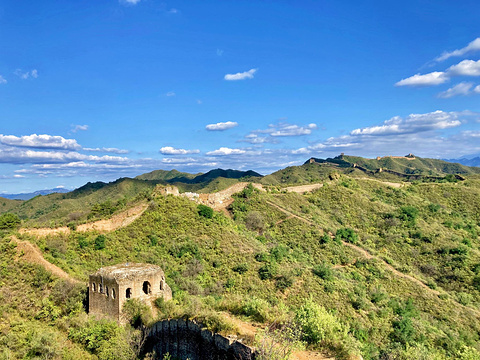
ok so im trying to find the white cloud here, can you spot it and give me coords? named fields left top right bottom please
left=435, top=38, right=480, bottom=62
left=242, top=122, right=317, bottom=143
left=474, top=85, right=480, bottom=94
left=14, top=69, right=37, bottom=80
left=206, top=147, right=246, bottom=156
left=0, top=147, right=129, bottom=165
left=72, top=124, right=89, bottom=133
left=205, top=121, right=238, bottom=131
left=224, top=68, right=257, bottom=81
left=395, top=72, right=448, bottom=87
left=83, top=147, right=129, bottom=154
left=166, top=91, right=176, bottom=97
left=0, top=134, right=81, bottom=150
left=120, top=0, right=141, bottom=4
left=167, top=8, right=178, bottom=14
left=271, top=123, right=317, bottom=136
left=216, top=49, right=224, bottom=56
left=447, top=59, right=480, bottom=77
left=350, top=110, right=462, bottom=136
left=0, top=76, right=6, bottom=84
left=159, top=146, right=200, bottom=155
left=196, top=99, right=202, bottom=104
left=437, top=82, right=474, bottom=99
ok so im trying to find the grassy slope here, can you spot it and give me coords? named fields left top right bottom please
left=4, top=178, right=155, bottom=227
left=8, top=176, right=480, bottom=359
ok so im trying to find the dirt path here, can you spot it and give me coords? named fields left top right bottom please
left=12, top=236, right=78, bottom=283
left=265, top=200, right=480, bottom=319
left=357, top=177, right=404, bottom=188
left=19, top=202, right=148, bottom=238
left=284, top=183, right=324, bottom=194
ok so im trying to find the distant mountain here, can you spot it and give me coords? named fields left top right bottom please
left=444, top=157, right=480, bottom=168
left=1, top=187, right=70, bottom=200
left=136, top=168, right=262, bottom=183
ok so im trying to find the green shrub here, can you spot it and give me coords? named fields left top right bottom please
left=0, top=213, right=20, bottom=230
left=276, top=275, right=294, bottom=291
left=233, top=263, right=249, bottom=274
left=258, top=262, right=278, bottom=280
left=77, top=236, right=89, bottom=249
left=94, top=235, right=106, bottom=250
left=197, top=204, right=213, bottom=219
left=335, top=228, right=358, bottom=244
left=312, top=263, right=333, bottom=281
left=295, top=298, right=344, bottom=344
left=270, top=245, right=289, bottom=262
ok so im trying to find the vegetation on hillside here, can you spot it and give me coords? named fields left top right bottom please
left=2, top=159, right=480, bottom=359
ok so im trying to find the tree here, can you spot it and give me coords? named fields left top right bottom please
left=197, top=204, right=213, bottom=219
left=0, top=213, right=21, bottom=230
left=94, top=235, right=106, bottom=250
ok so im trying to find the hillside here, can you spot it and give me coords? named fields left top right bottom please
left=1, top=170, right=480, bottom=359
left=307, top=154, right=480, bottom=177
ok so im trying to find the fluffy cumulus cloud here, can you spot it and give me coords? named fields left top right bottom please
left=206, top=147, right=246, bottom=156
left=0, top=134, right=81, bottom=150
left=395, top=72, right=448, bottom=87
left=448, top=59, right=480, bottom=77
left=474, top=85, right=480, bottom=94
left=270, top=123, right=317, bottom=136
left=0, top=75, right=6, bottom=84
left=437, top=82, right=474, bottom=99
left=435, top=38, right=480, bottom=62
left=224, top=68, right=257, bottom=81
left=205, top=121, right=238, bottom=131
left=350, top=110, right=462, bottom=136
left=397, top=57, right=480, bottom=88
left=159, top=146, right=200, bottom=155
left=242, top=122, right=317, bottom=143
left=302, top=110, right=480, bottom=160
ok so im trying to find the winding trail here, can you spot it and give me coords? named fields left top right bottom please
left=12, top=235, right=78, bottom=283
left=19, top=202, right=149, bottom=238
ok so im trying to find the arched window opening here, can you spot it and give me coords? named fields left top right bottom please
left=92, top=283, right=96, bottom=292
left=126, top=288, right=132, bottom=299
left=99, top=284, right=103, bottom=293
left=111, top=288, right=116, bottom=299
left=105, top=286, right=109, bottom=297
left=143, top=281, right=151, bottom=295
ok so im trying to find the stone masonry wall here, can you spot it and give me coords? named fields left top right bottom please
left=147, top=319, right=255, bottom=360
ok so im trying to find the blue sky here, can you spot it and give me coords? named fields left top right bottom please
left=1, top=0, right=480, bottom=193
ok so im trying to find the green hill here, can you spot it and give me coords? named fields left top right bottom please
left=2, top=173, right=480, bottom=359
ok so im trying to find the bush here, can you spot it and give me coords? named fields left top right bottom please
left=197, top=204, right=213, bottom=219
left=122, top=299, right=153, bottom=328
left=276, top=275, right=294, bottom=291
left=295, top=298, right=344, bottom=344
left=0, top=213, right=20, bottom=230
left=94, top=235, right=106, bottom=250
left=312, top=263, right=333, bottom=281
left=335, top=228, right=358, bottom=244
left=233, top=263, right=249, bottom=274
left=258, top=262, right=277, bottom=280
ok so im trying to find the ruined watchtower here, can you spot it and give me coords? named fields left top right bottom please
left=89, top=263, right=172, bottom=322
